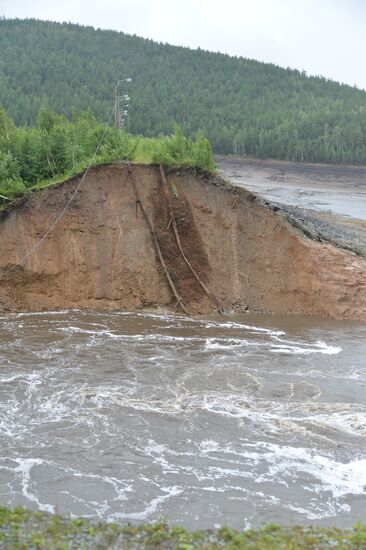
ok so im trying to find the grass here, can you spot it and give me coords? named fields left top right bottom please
left=1, top=507, right=366, bottom=549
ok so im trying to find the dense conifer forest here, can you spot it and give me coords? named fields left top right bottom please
left=0, top=17, right=366, bottom=164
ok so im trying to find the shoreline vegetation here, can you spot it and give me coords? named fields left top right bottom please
left=0, top=106, right=215, bottom=202
left=1, top=508, right=366, bottom=549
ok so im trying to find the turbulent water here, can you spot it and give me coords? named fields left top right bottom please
left=1, top=310, right=366, bottom=530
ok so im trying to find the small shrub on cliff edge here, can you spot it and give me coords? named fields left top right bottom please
left=150, top=125, right=216, bottom=171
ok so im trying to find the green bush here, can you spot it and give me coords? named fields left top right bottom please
left=151, top=126, right=216, bottom=170
left=0, top=106, right=216, bottom=204
left=0, top=150, right=26, bottom=199
left=0, top=178, right=26, bottom=199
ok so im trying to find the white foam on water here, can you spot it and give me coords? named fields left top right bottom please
left=270, top=340, right=342, bottom=355
left=302, top=412, right=366, bottom=437
left=199, top=440, right=221, bottom=454
left=56, top=326, right=118, bottom=338
left=0, top=372, right=37, bottom=384
left=13, top=458, right=55, bottom=513
left=198, top=439, right=366, bottom=498
left=56, top=326, right=203, bottom=347
left=75, top=386, right=365, bottom=447
left=251, top=442, right=366, bottom=499
left=143, top=440, right=179, bottom=472
left=15, top=310, right=77, bottom=318
left=204, top=338, right=250, bottom=351
left=203, top=333, right=342, bottom=357
left=202, top=320, right=286, bottom=337
left=194, top=439, right=366, bottom=519
left=111, top=486, right=183, bottom=521
left=131, top=311, right=186, bottom=321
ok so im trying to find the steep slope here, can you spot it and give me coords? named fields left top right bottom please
left=0, top=164, right=365, bottom=321
left=1, top=18, right=366, bottom=163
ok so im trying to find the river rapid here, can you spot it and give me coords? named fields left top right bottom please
left=1, top=310, right=366, bottom=530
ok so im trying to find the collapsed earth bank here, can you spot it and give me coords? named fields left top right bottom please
left=0, top=163, right=365, bottom=321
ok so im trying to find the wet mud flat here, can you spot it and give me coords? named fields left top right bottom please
left=1, top=310, right=366, bottom=529
left=216, top=156, right=366, bottom=257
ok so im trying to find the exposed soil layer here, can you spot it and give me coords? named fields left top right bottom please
left=0, top=163, right=366, bottom=321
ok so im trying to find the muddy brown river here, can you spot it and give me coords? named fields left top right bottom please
left=1, top=310, right=366, bottom=529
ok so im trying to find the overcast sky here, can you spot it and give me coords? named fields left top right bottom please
left=1, top=0, right=366, bottom=90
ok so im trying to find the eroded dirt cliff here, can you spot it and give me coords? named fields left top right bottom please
left=0, top=163, right=365, bottom=321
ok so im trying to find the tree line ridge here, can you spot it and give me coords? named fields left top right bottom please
left=0, top=18, right=366, bottom=165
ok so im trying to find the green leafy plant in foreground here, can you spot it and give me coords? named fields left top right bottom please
left=1, top=507, right=366, bottom=549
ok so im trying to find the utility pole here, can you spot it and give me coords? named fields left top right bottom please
left=114, top=81, right=120, bottom=130
left=114, top=78, right=132, bottom=130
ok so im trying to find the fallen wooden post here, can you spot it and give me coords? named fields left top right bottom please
left=159, top=164, right=224, bottom=314
left=127, top=162, right=189, bottom=316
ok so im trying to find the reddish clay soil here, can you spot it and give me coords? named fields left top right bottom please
left=0, top=163, right=366, bottom=321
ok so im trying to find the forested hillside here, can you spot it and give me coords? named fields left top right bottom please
left=1, top=18, right=366, bottom=164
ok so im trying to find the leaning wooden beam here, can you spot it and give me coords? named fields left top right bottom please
left=127, top=162, right=189, bottom=316
left=159, top=164, right=224, bottom=314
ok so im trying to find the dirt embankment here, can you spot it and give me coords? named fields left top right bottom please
left=0, top=163, right=366, bottom=321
